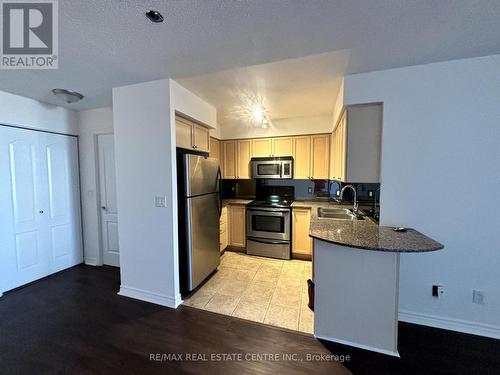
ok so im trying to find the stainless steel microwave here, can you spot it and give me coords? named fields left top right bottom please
left=250, top=157, right=293, bottom=179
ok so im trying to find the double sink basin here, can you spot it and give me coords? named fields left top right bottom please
left=317, top=207, right=366, bottom=221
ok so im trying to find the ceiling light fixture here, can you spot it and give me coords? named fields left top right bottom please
left=230, top=91, right=272, bottom=129
left=145, top=10, right=164, bottom=23
left=252, top=105, right=265, bottom=122
left=51, top=88, right=84, bottom=104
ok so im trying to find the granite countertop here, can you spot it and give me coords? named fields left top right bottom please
left=293, top=200, right=444, bottom=253
left=222, top=199, right=253, bottom=206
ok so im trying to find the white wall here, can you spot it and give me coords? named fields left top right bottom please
left=0, top=90, right=77, bottom=134
left=332, top=78, right=344, bottom=127
left=113, top=79, right=180, bottom=307
left=344, top=54, right=500, bottom=338
left=112, top=79, right=215, bottom=308
left=77, top=107, right=114, bottom=265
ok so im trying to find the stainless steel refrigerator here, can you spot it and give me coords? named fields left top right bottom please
left=177, top=153, right=221, bottom=294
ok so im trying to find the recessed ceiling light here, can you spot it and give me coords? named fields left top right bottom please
left=51, top=88, right=84, bottom=104
left=146, top=10, right=164, bottom=23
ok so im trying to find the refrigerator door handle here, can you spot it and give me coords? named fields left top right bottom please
left=217, top=166, right=222, bottom=217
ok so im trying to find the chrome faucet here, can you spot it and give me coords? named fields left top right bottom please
left=339, top=185, right=359, bottom=216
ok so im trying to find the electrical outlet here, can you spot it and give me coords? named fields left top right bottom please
left=308, top=187, right=313, bottom=194
left=472, top=290, right=484, bottom=304
left=368, top=191, right=373, bottom=198
left=155, top=196, right=167, bottom=208
left=432, top=285, right=444, bottom=298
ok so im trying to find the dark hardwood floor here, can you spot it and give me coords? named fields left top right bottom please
left=0, top=265, right=499, bottom=375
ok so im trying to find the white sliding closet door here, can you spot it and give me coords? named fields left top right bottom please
left=0, top=126, right=82, bottom=294
left=39, top=132, right=82, bottom=272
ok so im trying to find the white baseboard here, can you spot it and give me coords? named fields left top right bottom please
left=314, top=334, right=400, bottom=357
left=84, top=257, right=99, bottom=266
left=399, top=310, right=500, bottom=339
left=118, top=285, right=182, bottom=309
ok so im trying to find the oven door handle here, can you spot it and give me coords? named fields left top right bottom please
left=247, top=237, right=290, bottom=245
left=247, top=208, right=290, bottom=214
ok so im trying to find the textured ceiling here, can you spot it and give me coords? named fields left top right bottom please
left=0, top=0, right=500, bottom=112
left=178, top=51, right=347, bottom=129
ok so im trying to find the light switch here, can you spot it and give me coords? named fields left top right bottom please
left=155, top=196, right=167, bottom=208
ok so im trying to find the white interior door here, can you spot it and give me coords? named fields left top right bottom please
left=97, top=134, right=119, bottom=267
left=0, top=126, right=82, bottom=294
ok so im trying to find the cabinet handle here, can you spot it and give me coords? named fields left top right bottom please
left=39, top=210, right=44, bottom=214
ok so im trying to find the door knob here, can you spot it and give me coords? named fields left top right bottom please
left=101, top=206, right=106, bottom=210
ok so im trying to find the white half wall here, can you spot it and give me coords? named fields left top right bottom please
left=343, top=54, right=500, bottom=339
left=113, top=79, right=181, bottom=308
left=170, top=79, right=217, bottom=129
left=220, top=115, right=333, bottom=139
left=77, top=107, right=114, bottom=266
left=0, top=90, right=77, bottom=134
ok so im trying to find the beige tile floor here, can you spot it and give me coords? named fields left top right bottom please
left=183, top=251, right=314, bottom=334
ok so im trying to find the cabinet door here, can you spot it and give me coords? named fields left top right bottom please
left=311, top=134, right=330, bottom=179
left=273, top=137, right=293, bottom=157
left=252, top=138, right=273, bottom=157
left=338, top=113, right=347, bottom=182
left=237, top=140, right=252, bottom=179
left=293, top=136, right=311, bottom=179
left=228, top=205, right=246, bottom=247
left=176, top=117, right=193, bottom=149
left=222, top=141, right=237, bottom=179
left=292, top=208, right=312, bottom=258
left=209, top=137, right=220, bottom=159
left=193, top=124, right=210, bottom=152
left=329, top=129, right=337, bottom=180
left=219, top=206, right=228, bottom=252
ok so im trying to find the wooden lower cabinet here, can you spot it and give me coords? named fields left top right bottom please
left=219, top=206, right=228, bottom=252
left=228, top=204, right=246, bottom=248
left=292, top=208, right=312, bottom=259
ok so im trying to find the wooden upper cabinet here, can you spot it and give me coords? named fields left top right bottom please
left=293, top=136, right=311, bottom=179
left=330, top=103, right=381, bottom=183
left=175, top=115, right=211, bottom=152
left=311, top=134, right=330, bottom=179
left=175, top=117, right=193, bottom=149
left=252, top=138, right=273, bottom=157
left=209, top=137, right=220, bottom=159
left=222, top=141, right=237, bottom=179
left=273, top=137, right=293, bottom=157
left=193, top=124, right=210, bottom=152
left=237, top=140, right=252, bottom=179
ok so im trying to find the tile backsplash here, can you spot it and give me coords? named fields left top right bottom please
left=221, top=178, right=380, bottom=203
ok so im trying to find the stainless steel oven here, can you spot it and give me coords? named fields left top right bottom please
left=250, top=157, right=293, bottom=179
left=246, top=207, right=291, bottom=259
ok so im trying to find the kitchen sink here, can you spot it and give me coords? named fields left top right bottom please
left=317, top=207, right=365, bottom=220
